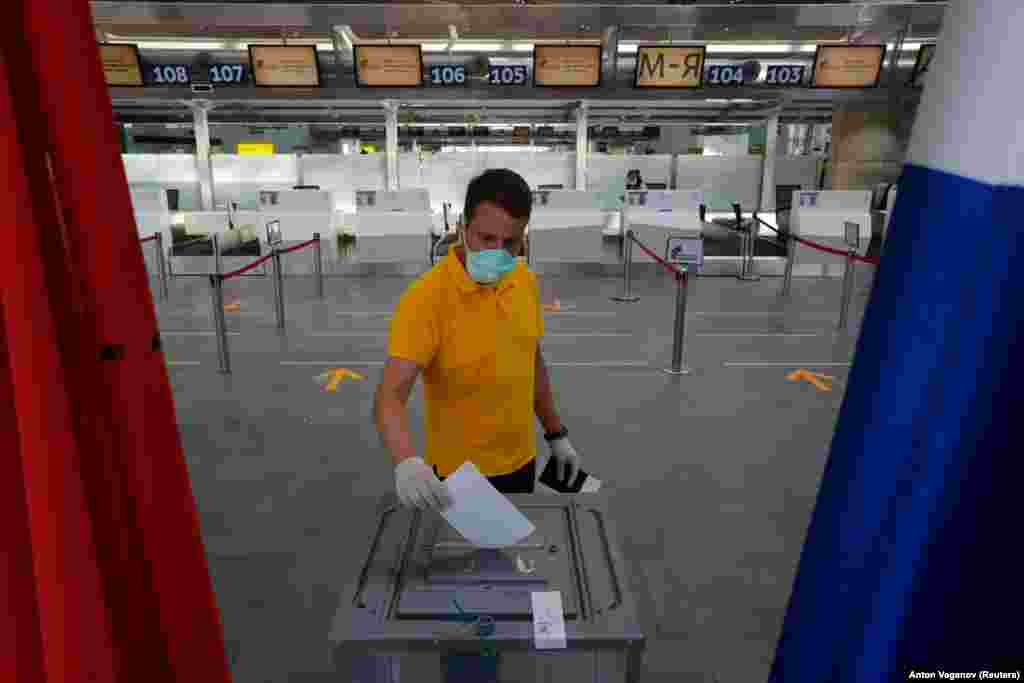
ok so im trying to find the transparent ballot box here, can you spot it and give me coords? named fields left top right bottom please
left=330, top=493, right=646, bottom=683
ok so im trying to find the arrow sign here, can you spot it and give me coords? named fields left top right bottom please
left=786, top=368, right=834, bottom=392
left=542, top=299, right=575, bottom=312
left=315, top=368, right=365, bottom=392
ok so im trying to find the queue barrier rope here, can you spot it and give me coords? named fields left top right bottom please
left=220, top=237, right=319, bottom=280
left=627, top=232, right=687, bottom=281
left=139, top=233, right=159, bottom=243
left=753, top=215, right=881, bottom=266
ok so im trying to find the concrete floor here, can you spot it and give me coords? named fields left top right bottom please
left=154, top=261, right=874, bottom=683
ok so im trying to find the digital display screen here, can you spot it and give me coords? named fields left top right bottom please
left=100, top=44, right=144, bottom=87
left=354, top=45, right=423, bottom=87
left=249, top=45, right=321, bottom=87
left=810, top=45, right=886, bottom=88
left=533, top=45, right=602, bottom=87
left=634, top=46, right=706, bottom=88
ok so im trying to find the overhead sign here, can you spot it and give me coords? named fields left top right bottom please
left=428, top=64, right=466, bottom=86
left=533, top=45, right=601, bottom=87
left=100, top=44, right=145, bottom=87
left=488, top=64, right=529, bottom=85
left=908, top=44, right=936, bottom=88
left=705, top=64, right=746, bottom=86
left=810, top=45, right=886, bottom=88
left=354, top=45, right=423, bottom=87
left=145, top=63, right=249, bottom=86
left=763, top=65, right=806, bottom=86
left=238, top=142, right=275, bottom=156
left=634, top=46, right=705, bottom=88
left=249, top=45, right=322, bottom=87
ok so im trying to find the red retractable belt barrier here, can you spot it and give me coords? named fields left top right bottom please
left=0, top=2, right=231, bottom=682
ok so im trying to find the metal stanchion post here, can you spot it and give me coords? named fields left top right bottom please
left=313, top=232, right=324, bottom=299
left=155, top=233, right=169, bottom=300
left=745, top=220, right=760, bottom=281
left=838, top=248, right=856, bottom=331
left=272, top=246, right=286, bottom=329
left=209, top=274, right=232, bottom=374
left=213, top=232, right=223, bottom=276
left=781, top=234, right=795, bottom=298
left=611, top=230, right=640, bottom=302
left=664, top=270, right=692, bottom=375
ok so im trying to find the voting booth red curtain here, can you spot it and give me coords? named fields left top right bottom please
left=0, top=2, right=231, bottom=681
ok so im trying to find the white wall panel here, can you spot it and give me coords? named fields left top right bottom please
left=302, top=154, right=386, bottom=212
left=674, top=155, right=764, bottom=210
left=775, top=156, right=820, bottom=189
left=587, top=154, right=673, bottom=192
left=121, top=154, right=199, bottom=184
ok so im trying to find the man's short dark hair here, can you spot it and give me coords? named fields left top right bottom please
left=464, top=169, right=532, bottom=226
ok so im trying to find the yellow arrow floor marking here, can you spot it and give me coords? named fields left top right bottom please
left=786, top=368, right=835, bottom=392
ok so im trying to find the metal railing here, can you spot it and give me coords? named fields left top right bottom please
left=208, top=233, right=324, bottom=374
left=610, top=228, right=694, bottom=375
left=752, top=213, right=880, bottom=332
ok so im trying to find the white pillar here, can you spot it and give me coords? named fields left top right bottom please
left=383, top=100, right=399, bottom=191
left=190, top=101, right=215, bottom=210
left=575, top=101, right=589, bottom=190
left=760, top=114, right=780, bottom=211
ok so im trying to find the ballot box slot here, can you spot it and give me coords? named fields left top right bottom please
left=384, top=508, right=425, bottom=620
left=581, top=505, right=624, bottom=615
left=566, top=500, right=594, bottom=621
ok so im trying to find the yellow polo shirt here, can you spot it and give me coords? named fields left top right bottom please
left=387, top=249, right=544, bottom=477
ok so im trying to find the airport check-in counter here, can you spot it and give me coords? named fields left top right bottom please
left=621, top=190, right=705, bottom=264
left=168, top=211, right=268, bottom=275
left=330, top=492, right=645, bottom=683
left=349, top=189, right=434, bottom=264
left=527, top=191, right=619, bottom=264
left=789, top=190, right=872, bottom=274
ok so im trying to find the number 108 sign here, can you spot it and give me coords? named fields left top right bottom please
left=146, top=63, right=248, bottom=86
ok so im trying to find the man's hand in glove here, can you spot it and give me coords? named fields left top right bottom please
left=395, top=456, right=453, bottom=511
left=549, top=436, right=582, bottom=486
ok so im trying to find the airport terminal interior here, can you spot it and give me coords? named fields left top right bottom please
left=20, top=1, right=951, bottom=681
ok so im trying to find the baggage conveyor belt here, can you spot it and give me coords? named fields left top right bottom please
left=329, top=492, right=647, bottom=683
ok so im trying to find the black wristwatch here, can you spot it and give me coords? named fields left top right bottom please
left=543, top=425, right=569, bottom=442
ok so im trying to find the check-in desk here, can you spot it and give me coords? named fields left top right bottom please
left=168, top=211, right=267, bottom=276
left=130, top=186, right=171, bottom=276
left=621, top=190, right=705, bottom=266
left=347, top=190, right=434, bottom=271
left=330, top=493, right=646, bottom=683
left=527, top=191, right=619, bottom=267
left=789, top=190, right=872, bottom=276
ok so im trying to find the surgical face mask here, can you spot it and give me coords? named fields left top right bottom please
left=465, top=242, right=518, bottom=284
left=463, top=224, right=520, bottom=284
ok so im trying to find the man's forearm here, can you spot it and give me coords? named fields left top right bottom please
left=534, top=349, right=563, bottom=434
left=374, top=392, right=417, bottom=466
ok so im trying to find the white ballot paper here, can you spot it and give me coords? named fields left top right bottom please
left=440, top=461, right=535, bottom=548
left=531, top=591, right=567, bottom=650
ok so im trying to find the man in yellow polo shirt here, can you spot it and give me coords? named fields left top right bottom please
left=374, top=169, right=586, bottom=510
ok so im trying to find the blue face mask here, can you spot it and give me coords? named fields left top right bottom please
left=465, top=245, right=518, bottom=284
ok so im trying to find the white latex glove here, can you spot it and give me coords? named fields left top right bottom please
left=549, top=437, right=582, bottom=485
left=395, top=457, right=453, bottom=511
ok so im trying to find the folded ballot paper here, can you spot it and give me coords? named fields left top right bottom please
left=440, top=462, right=536, bottom=548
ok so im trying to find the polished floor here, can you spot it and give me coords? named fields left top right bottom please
left=154, top=260, right=875, bottom=683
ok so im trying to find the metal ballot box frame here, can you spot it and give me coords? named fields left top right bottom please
left=330, top=492, right=646, bottom=683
